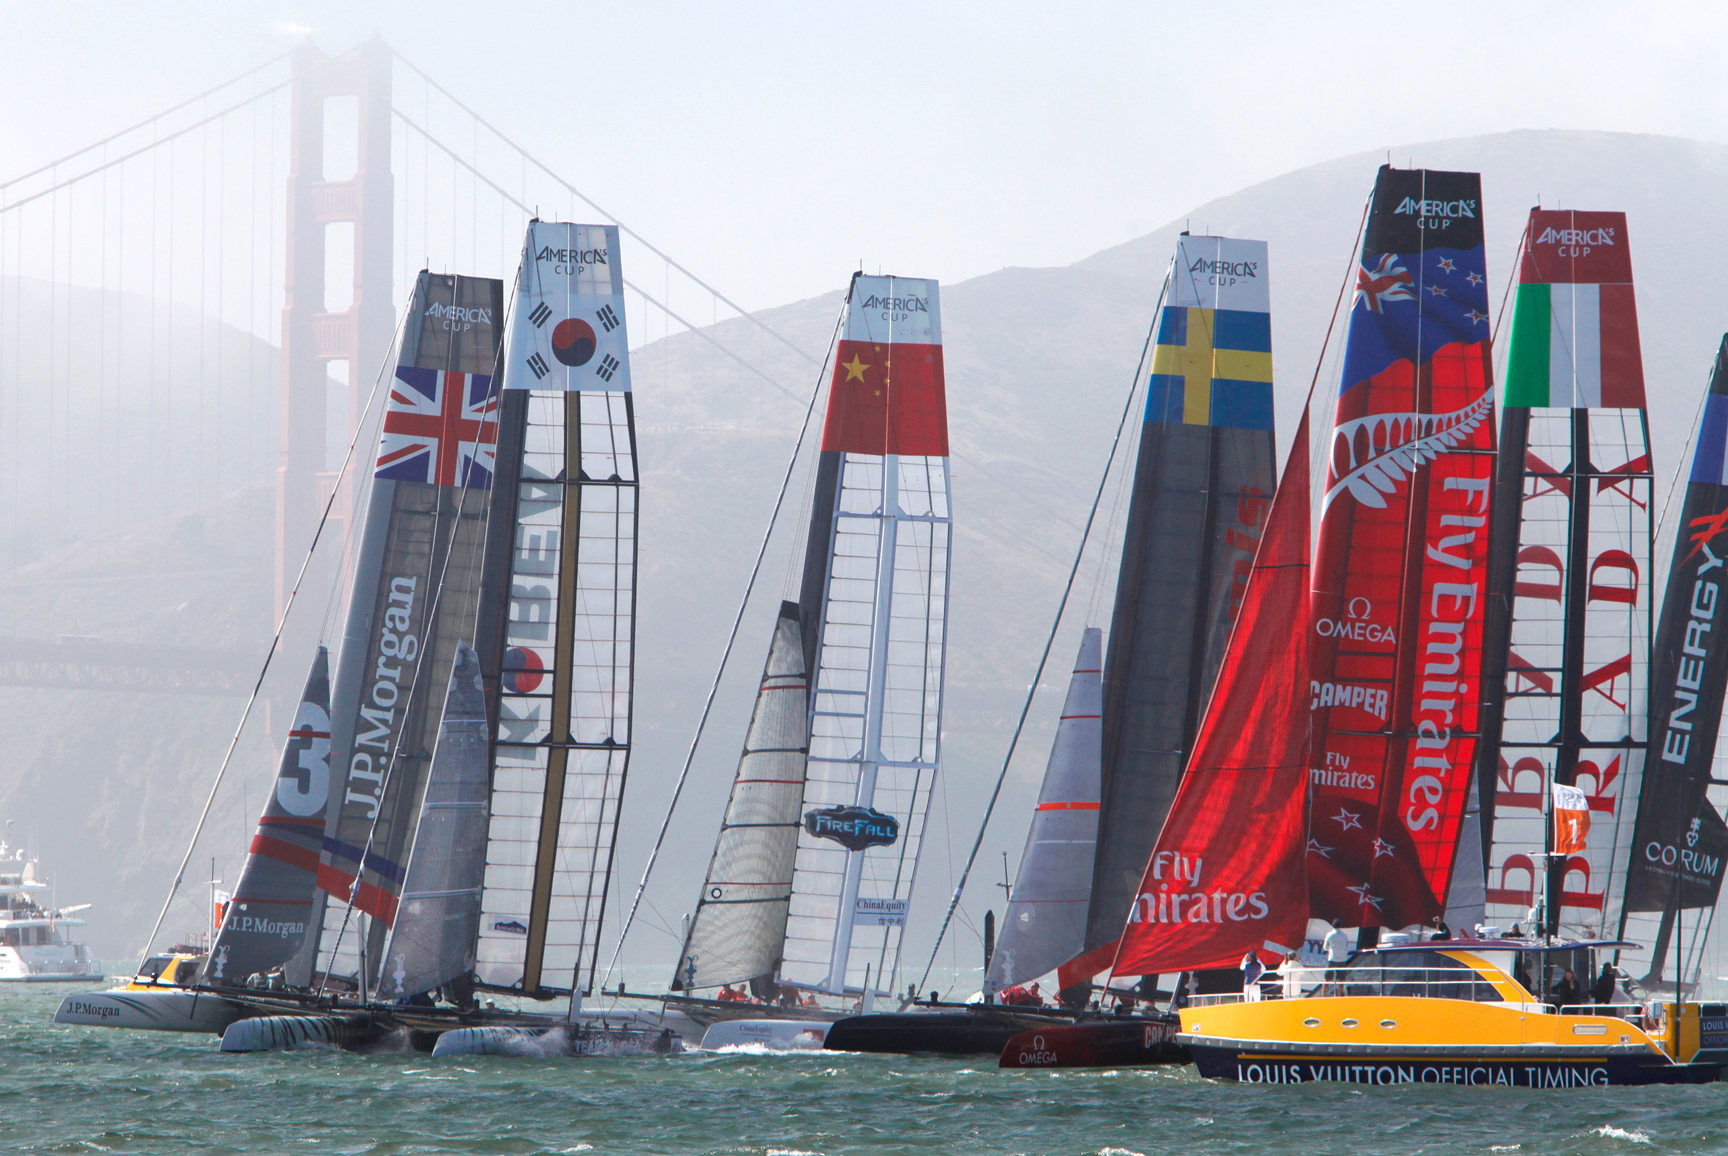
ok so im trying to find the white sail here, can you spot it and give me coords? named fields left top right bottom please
left=674, top=601, right=809, bottom=992
left=780, top=274, right=952, bottom=997
left=986, top=628, right=1102, bottom=992
left=474, top=221, right=637, bottom=1002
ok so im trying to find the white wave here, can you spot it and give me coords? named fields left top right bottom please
left=1594, top=1126, right=1652, bottom=1145
left=1099, top=1149, right=1147, bottom=1156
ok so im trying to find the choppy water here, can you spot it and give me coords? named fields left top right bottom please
left=10, top=984, right=1728, bottom=1155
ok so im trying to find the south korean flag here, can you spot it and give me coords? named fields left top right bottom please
left=504, top=220, right=632, bottom=392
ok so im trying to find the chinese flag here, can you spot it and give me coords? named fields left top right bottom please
left=1553, top=783, right=1591, bottom=855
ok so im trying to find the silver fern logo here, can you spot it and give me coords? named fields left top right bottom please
left=1322, top=391, right=1495, bottom=515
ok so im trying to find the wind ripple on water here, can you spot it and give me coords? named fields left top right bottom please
left=9, top=988, right=1728, bottom=1154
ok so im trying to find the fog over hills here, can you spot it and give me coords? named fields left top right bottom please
left=4, top=130, right=1726, bottom=984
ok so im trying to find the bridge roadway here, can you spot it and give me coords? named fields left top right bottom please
left=0, top=636, right=257, bottom=696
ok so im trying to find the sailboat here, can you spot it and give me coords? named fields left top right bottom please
left=823, top=234, right=1281, bottom=1058
left=672, top=272, right=954, bottom=1048
left=59, top=224, right=678, bottom=1056
left=1165, top=186, right=1728, bottom=1088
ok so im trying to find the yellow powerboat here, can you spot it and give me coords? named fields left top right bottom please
left=1178, top=939, right=1728, bottom=1087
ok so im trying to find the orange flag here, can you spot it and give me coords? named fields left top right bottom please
left=1553, top=783, right=1591, bottom=855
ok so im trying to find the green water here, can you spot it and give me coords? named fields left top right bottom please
left=10, top=984, right=1728, bottom=1154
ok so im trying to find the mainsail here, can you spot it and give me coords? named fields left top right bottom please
left=986, top=628, right=1103, bottom=993
left=779, top=273, right=951, bottom=997
left=471, top=221, right=638, bottom=1002
left=1621, top=335, right=1728, bottom=985
left=1307, top=166, right=1498, bottom=932
left=308, top=271, right=503, bottom=987
left=673, top=602, right=809, bottom=993
left=1481, top=210, right=1651, bottom=942
left=379, top=642, right=490, bottom=999
left=1114, top=407, right=1312, bottom=975
left=1086, top=235, right=1277, bottom=951
left=207, top=647, right=331, bottom=985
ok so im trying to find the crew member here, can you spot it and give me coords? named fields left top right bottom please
left=1240, top=950, right=1265, bottom=1001
left=1323, top=920, right=1352, bottom=992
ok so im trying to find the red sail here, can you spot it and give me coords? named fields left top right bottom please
left=1307, top=167, right=1498, bottom=931
left=1113, top=409, right=1312, bottom=974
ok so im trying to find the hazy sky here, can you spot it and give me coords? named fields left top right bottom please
left=5, top=1, right=1727, bottom=311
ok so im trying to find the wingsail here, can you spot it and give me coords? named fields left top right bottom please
left=1480, top=210, right=1651, bottom=943
left=1307, top=167, right=1498, bottom=932
left=777, top=273, right=952, bottom=998
left=1085, top=235, right=1278, bottom=951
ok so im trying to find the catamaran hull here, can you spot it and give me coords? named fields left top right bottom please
left=54, top=989, right=251, bottom=1033
left=220, top=1013, right=389, bottom=1053
left=700, top=1018, right=831, bottom=1050
left=824, top=1010, right=1072, bottom=1055
left=1188, top=1045, right=1725, bottom=1087
left=430, top=1024, right=682, bottom=1057
left=998, top=1018, right=1187, bottom=1069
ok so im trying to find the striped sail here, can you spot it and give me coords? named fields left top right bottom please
left=1480, top=210, right=1650, bottom=944
left=986, top=628, right=1102, bottom=993
left=306, top=272, right=503, bottom=989
left=1085, top=235, right=1278, bottom=952
left=472, top=221, right=637, bottom=1003
left=673, top=602, right=809, bottom=993
left=207, top=647, right=331, bottom=986
left=779, top=273, right=951, bottom=997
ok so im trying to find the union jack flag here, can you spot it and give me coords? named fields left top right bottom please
left=375, top=367, right=499, bottom=488
left=1354, top=254, right=1415, bottom=314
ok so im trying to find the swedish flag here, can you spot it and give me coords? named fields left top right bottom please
left=1146, top=307, right=1273, bottom=429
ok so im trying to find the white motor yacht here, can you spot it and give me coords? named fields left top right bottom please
left=0, top=829, right=99, bottom=983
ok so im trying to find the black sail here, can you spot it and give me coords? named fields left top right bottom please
left=1085, top=237, right=1277, bottom=951
left=1622, top=335, right=1728, bottom=984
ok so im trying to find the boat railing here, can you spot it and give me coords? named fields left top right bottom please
left=1187, top=966, right=1504, bottom=1005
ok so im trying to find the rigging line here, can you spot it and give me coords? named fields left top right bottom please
left=915, top=262, right=1172, bottom=994
left=0, top=48, right=293, bottom=192
left=391, top=50, right=820, bottom=369
left=390, top=109, right=806, bottom=407
left=1652, top=358, right=1711, bottom=554
left=136, top=297, right=411, bottom=971
left=0, top=81, right=291, bottom=216
left=599, top=291, right=850, bottom=990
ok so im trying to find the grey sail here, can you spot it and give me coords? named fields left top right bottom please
left=674, top=601, right=809, bottom=993
left=987, top=627, right=1102, bottom=993
left=308, top=271, right=504, bottom=988
left=379, top=642, right=491, bottom=999
left=206, top=647, right=332, bottom=987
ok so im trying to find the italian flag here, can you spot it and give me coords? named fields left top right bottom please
left=1504, top=281, right=1645, bottom=409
